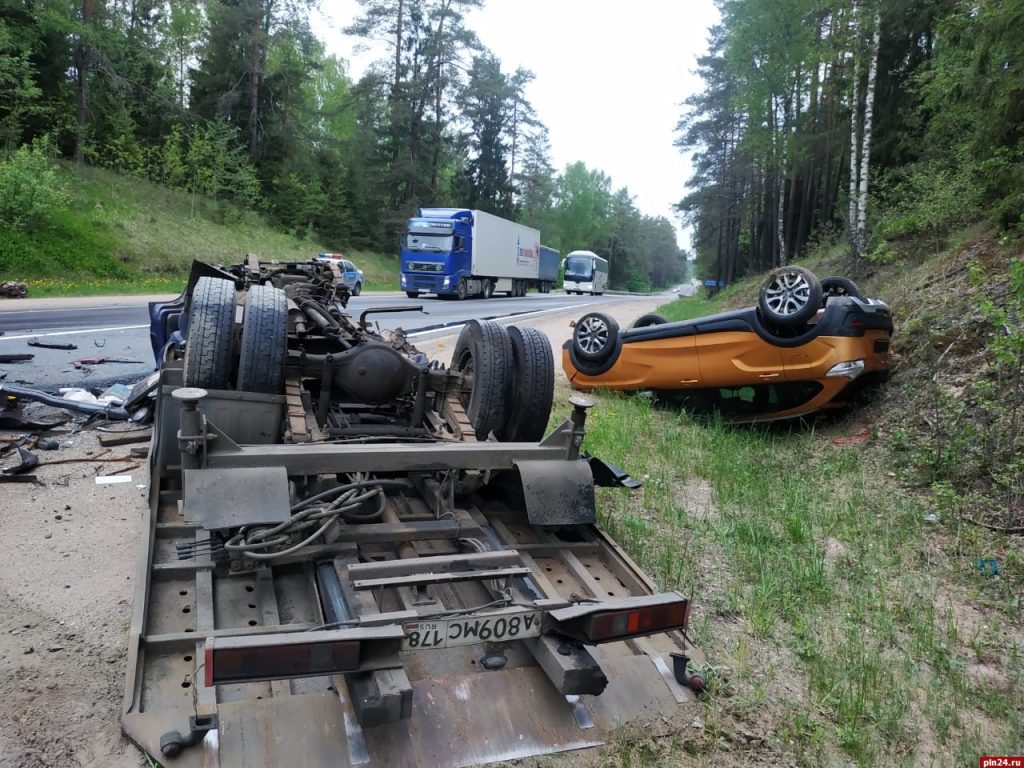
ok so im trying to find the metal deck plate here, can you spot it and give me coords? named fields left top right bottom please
left=182, top=467, right=291, bottom=529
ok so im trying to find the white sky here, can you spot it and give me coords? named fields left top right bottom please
left=313, top=0, right=720, bottom=250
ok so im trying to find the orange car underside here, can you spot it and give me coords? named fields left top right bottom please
left=563, top=329, right=892, bottom=418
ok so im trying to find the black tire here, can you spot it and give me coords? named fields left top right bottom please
left=352, top=282, right=362, bottom=297
left=499, top=326, right=554, bottom=442
left=237, top=284, right=288, bottom=394
left=482, top=280, right=494, bottom=299
left=758, top=266, right=823, bottom=327
left=456, top=279, right=467, bottom=300
left=821, top=276, right=862, bottom=302
left=573, top=312, right=619, bottom=363
left=406, top=291, right=420, bottom=299
left=633, top=313, right=668, bottom=328
left=451, top=320, right=513, bottom=439
left=184, top=276, right=236, bottom=389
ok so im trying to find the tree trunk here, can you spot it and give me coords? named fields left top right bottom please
left=248, top=0, right=264, bottom=156
left=74, top=0, right=98, bottom=166
left=390, top=0, right=404, bottom=165
left=847, top=5, right=861, bottom=253
left=855, top=11, right=881, bottom=256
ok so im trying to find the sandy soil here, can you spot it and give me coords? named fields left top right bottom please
left=0, top=297, right=664, bottom=768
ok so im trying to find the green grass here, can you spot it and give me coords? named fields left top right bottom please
left=0, top=163, right=400, bottom=296
left=560, top=376, right=1023, bottom=766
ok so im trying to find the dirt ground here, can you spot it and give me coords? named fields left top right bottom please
left=0, top=296, right=665, bottom=768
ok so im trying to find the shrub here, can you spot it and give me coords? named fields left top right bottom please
left=0, top=138, right=70, bottom=229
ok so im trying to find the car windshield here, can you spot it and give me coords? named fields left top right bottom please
left=564, top=256, right=594, bottom=280
left=406, top=233, right=453, bottom=252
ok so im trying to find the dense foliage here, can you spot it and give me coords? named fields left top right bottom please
left=678, top=0, right=1024, bottom=283
left=0, top=0, right=685, bottom=289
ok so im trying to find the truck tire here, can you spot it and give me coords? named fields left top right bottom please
left=482, top=280, right=494, bottom=299
left=452, top=320, right=512, bottom=439
left=406, top=291, right=420, bottom=299
left=184, top=276, right=236, bottom=390
left=237, top=284, right=288, bottom=394
left=499, top=326, right=554, bottom=442
left=456, top=279, right=468, bottom=300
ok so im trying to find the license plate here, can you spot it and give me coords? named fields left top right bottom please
left=402, top=610, right=542, bottom=650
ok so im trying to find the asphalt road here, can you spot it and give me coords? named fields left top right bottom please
left=0, top=290, right=651, bottom=391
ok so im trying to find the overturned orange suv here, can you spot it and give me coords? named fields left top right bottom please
left=562, top=267, right=893, bottom=422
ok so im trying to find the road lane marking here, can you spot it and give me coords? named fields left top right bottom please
left=0, top=324, right=149, bottom=342
left=407, top=302, right=600, bottom=339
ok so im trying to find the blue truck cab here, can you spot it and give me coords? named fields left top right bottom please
left=400, top=208, right=473, bottom=299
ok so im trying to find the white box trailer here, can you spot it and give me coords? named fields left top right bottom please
left=470, top=210, right=541, bottom=295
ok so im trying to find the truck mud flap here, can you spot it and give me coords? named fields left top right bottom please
left=514, top=458, right=596, bottom=525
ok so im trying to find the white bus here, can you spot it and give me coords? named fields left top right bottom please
left=562, top=250, right=609, bottom=295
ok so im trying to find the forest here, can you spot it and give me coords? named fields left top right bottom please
left=678, top=0, right=1024, bottom=283
left=0, top=0, right=685, bottom=292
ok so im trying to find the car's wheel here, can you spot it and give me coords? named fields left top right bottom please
left=573, top=312, right=619, bottom=363
left=633, top=313, right=668, bottom=328
left=758, top=266, right=823, bottom=327
left=406, top=291, right=420, bottom=299
left=821, top=276, right=862, bottom=302
left=352, top=282, right=362, bottom=297
left=456, top=279, right=467, bottom=300
left=482, top=280, right=494, bottom=299
left=451, top=320, right=513, bottom=439
left=237, top=284, right=288, bottom=394
left=499, top=326, right=554, bottom=442
left=184, top=276, right=236, bottom=389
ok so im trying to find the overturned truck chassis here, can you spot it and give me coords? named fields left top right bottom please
left=124, top=260, right=700, bottom=767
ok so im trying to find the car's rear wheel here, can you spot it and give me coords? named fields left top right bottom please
left=352, top=282, right=362, bottom=296
left=499, top=326, right=554, bottom=442
left=184, top=276, right=236, bottom=389
left=451, top=320, right=513, bottom=439
left=633, top=313, right=668, bottom=328
left=758, top=266, right=822, bottom=327
left=237, top=284, right=288, bottom=395
left=573, top=312, right=619, bottom=363
left=821, top=276, right=862, bottom=302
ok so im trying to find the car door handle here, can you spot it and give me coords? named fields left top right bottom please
left=758, top=373, right=781, bottom=379
left=679, top=379, right=699, bottom=384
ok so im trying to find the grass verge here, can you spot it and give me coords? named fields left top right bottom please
left=0, top=163, right=399, bottom=296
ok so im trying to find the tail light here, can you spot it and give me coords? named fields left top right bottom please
left=203, top=626, right=403, bottom=687
left=546, top=593, right=691, bottom=645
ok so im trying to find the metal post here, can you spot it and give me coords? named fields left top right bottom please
left=567, top=394, right=593, bottom=461
left=172, top=387, right=208, bottom=470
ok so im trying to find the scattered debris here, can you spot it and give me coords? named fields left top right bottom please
left=975, top=558, right=1001, bottom=578
left=35, top=437, right=59, bottom=450
left=95, top=475, right=132, bottom=485
left=0, top=281, right=27, bottom=298
left=73, top=356, right=143, bottom=368
left=2, top=447, right=39, bottom=475
left=1, top=383, right=131, bottom=421
left=924, top=513, right=940, bottom=523
left=98, top=429, right=152, bottom=447
left=832, top=428, right=871, bottom=445
left=27, top=340, right=78, bottom=351
left=0, top=354, right=34, bottom=364
left=0, top=406, right=71, bottom=431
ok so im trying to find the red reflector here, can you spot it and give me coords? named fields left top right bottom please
left=584, top=600, right=690, bottom=642
left=206, top=636, right=362, bottom=686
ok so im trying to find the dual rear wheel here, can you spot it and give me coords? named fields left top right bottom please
left=451, top=319, right=554, bottom=442
left=183, top=277, right=288, bottom=395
